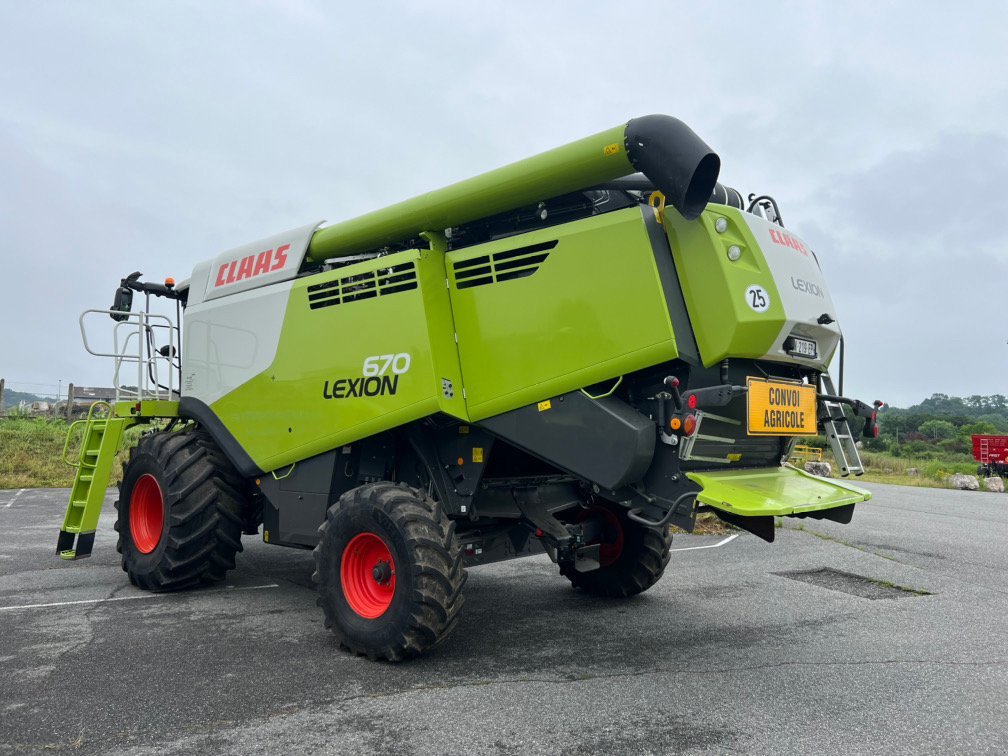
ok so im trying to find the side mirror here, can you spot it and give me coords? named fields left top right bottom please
left=110, top=285, right=133, bottom=322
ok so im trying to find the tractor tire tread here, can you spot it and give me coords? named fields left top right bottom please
left=561, top=511, right=673, bottom=598
left=313, top=481, right=465, bottom=662
left=115, top=428, right=247, bottom=592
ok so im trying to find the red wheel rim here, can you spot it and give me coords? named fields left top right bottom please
left=579, top=506, right=624, bottom=567
left=341, top=532, right=396, bottom=619
left=130, top=474, right=164, bottom=554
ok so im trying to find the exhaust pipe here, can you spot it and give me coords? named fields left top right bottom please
left=307, top=115, right=720, bottom=262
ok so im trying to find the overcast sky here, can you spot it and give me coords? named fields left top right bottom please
left=1, top=2, right=1004, bottom=408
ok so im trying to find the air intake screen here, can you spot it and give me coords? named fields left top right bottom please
left=306, top=262, right=417, bottom=310
left=452, top=240, right=557, bottom=290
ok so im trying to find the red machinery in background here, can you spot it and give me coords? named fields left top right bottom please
left=972, top=435, right=1008, bottom=477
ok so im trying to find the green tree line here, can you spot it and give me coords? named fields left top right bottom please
left=867, top=393, right=1008, bottom=459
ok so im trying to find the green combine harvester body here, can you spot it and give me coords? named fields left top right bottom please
left=58, top=115, right=880, bottom=660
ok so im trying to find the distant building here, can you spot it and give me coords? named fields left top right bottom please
left=58, top=387, right=121, bottom=418
left=71, top=387, right=119, bottom=404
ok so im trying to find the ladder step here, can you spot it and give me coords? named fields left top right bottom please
left=78, top=474, right=93, bottom=483
left=70, top=499, right=87, bottom=508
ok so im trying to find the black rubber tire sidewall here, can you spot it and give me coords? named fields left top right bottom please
left=315, top=482, right=466, bottom=660
left=562, top=502, right=672, bottom=597
left=118, top=449, right=171, bottom=578
left=115, top=429, right=246, bottom=592
left=322, top=499, right=418, bottom=649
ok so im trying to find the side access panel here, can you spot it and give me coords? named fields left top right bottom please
left=206, top=247, right=467, bottom=472
left=662, top=206, right=842, bottom=370
left=447, top=207, right=679, bottom=421
left=478, top=390, right=655, bottom=490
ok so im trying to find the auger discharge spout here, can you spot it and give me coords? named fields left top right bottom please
left=306, top=114, right=720, bottom=262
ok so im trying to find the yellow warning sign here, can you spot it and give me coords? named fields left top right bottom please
left=603, top=143, right=620, bottom=156
left=537, top=400, right=552, bottom=412
left=472, top=447, right=484, bottom=463
left=746, top=377, right=817, bottom=436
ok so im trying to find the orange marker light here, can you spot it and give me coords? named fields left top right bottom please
left=683, top=414, right=698, bottom=436
left=669, top=417, right=682, bottom=431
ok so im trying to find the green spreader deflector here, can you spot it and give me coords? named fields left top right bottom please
left=686, top=465, right=871, bottom=517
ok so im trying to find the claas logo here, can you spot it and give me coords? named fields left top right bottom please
left=768, top=229, right=809, bottom=257
left=214, top=244, right=291, bottom=287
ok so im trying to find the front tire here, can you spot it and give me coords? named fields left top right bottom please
left=561, top=502, right=673, bottom=597
left=114, top=428, right=246, bottom=591
left=313, top=482, right=466, bottom=661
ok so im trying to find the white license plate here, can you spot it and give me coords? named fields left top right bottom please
left=787, top=337, right=817, bottom=358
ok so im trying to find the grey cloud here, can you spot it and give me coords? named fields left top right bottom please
left=818, top=132, right=1008, bottom=249
left=788, top=132, right=1008, bottom=406
left=1, top=2, right=1006, bottom=406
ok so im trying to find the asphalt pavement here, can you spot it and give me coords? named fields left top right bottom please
left=0, top=482, right=1006, bottom=755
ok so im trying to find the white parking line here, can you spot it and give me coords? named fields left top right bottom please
left=670, top=533, right=740, bottom=552
left=3, top=489, right=26, bottom=508
left=0, top=583, right=280, bottom=612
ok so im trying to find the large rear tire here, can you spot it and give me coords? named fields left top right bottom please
left=114, top=428, right=246, bottom=591
left=561, top=502, right=672, bottom=597
left=313, top=482, right=466, bottom=661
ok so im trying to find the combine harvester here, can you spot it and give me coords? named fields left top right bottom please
left=58, top=115, right=881, bottom=659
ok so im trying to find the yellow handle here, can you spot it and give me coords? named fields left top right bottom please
left=648, top=191, right=666, bottom=224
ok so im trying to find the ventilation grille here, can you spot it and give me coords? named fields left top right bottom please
left=307, top=262, right=417, bottom=310
left=452, top=240, right=557, bottom=290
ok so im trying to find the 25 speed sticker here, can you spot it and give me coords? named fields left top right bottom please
left=745, top=284, right=770, bottom=313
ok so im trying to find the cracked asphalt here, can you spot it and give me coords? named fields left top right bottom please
left=1, top=482, right=1006, bottom=754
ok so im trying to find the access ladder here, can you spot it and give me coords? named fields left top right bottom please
left=57, top=403, right=135, bottom=559
left=819, top=374, right=865, bottom=477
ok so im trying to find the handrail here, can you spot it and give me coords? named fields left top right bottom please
left=79, top=309, right=178, bottom=402
left=61, top=420, right=88, bottom=467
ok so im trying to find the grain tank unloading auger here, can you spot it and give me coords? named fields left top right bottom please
left=58, top=115, right=882, bottom=660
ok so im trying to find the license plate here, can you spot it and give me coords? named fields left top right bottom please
left=747, top=378, right=817, bottom=436
left=785, top=336, right=817, bottom=359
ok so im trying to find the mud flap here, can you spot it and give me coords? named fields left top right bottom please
left=685, top=465, right=871, bottom=542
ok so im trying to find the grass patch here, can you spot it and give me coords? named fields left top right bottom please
left=0, top=417, right=144, bottom=489
left=814, top=448, right=985, bottom=490
left=671, top=510, right=734, bottom=536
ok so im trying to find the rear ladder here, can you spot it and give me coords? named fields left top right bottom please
left=819, top=374, right=865, bottom=477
